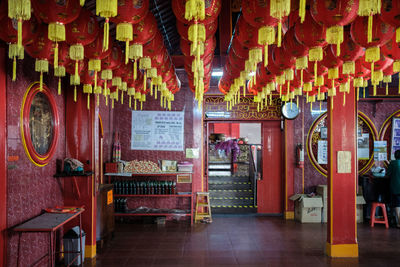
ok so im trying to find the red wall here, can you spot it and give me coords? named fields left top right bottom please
left=6, top=53, right=66, bottom=265
left=112, top=72, right=203, bottom=213
left=212, top=123, right=240, bottom=139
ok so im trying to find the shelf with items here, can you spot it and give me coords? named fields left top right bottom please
left=104, top=172, right=193, bottom=224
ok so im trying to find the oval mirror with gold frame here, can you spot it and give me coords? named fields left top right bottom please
left=20, top=82, right=59, bottom=167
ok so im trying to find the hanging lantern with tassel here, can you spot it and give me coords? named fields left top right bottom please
left=351, top=15, right=394, bottom=84
left=381, top=0, right=400, bottom=44
left=65, top=54, right=86, bottom=102
left=53, top=42, right=70, bottom=95
left=361, top=52, right=393, bottom=96
left=0, top=14, right=32, bottom=81
left=337, top=28, right=365, bottom=75
left=32, top=0, right=81, bottom=68
left=310, top=0, right=359, bottom=56
left=101, top=45, right=123, bottom=102
left=110, top=0, right=148, bottom=64
left=84, top=29, right=112, bottom=91
left=66, top=8, right=99, bottom=80
left=128, top=12, right=157, bottom=80
left=269, top=0, right=291, bottom=47
left=283, top=25, right=309, bottom=86
left=295, top=10, right=327, bottom=80
left=381, top=35, right=400, bottom=93
left=7, top=0, right=31, bottom=65
left=242, top=0, right=280, bottom=67
left=96, top=0, right=117, bottom=51
left=358, top=0, right=382, bottom=43
left=24, top=23, right=54, bottom=91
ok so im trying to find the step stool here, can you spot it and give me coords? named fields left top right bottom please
left=194, top=192, right=212, bottom=223
left=370, top=202, right=389, bottom=228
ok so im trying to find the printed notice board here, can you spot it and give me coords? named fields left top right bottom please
left=131, top=110, right=184, bottom=151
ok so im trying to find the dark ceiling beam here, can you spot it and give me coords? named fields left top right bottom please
left=218, top=0, right=232, bottom=68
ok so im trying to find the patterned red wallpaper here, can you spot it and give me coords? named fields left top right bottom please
left=6, top=55, right=66, bottom=266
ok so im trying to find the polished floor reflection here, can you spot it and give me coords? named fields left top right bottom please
left=88, top=215, right=400, bottom=267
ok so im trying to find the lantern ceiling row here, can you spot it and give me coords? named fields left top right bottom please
left=0, top=0, right=180, bottom=110
left=218, top=0, right=400, bottom=112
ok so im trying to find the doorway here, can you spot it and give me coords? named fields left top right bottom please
left=206, top=121, right=283, bottom=214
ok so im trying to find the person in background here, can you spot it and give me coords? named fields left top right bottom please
left=387, top=150, right=400, bottom=227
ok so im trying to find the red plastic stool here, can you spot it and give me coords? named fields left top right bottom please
left=370, top=202, right=389, bottom=228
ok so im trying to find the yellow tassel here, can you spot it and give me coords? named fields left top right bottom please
left=397, top=27, right=400, bottom=43
left=365, top=46, right=380, bottom=62
left=39, top=72, right=43, bottom=91
left=48, top=22, right=65, bottom=42
left=94, top=71, right=98, bottom=92
left=301, top=69, right=303, bottom=85
left=331, top=96, right=334, bottom=110
left=299, top=0, right=306, bottom=23
left=139, top=57, right=151, bottom=70
left=357, top=87, right=359, bottom=101
left=368, top=14, right=373, bottom=43
left=309, top=47, right=323, bottom=62
left=80, top=0, right=85, bottom=6
left=70, top=44, right=84, bottom=61
left=87, top=94, right=90, bottom=110
left=54, top=42, right=59, bottom=68
left=326, top=26, right=343, bottom=56
left=97, top=95, right=100, bottom=106
left=89, top=59, right=101, bottom=72
left=277, top=21, right=282, bottom=47
left=75, top=61, right=79, bottom=78
left=371, top=62, right=374, bottom=81
left=314, top=61, right=318, bottom=80
left=386, top=82, right=388, bottom=95
left=112, top=98, right=114, bottom=109
left=104, top=19, right=109, bottom=51
left=105, top=94, right=108, bottom=106
left=264, top=44, right=268, bottom=67
left=310, top=102, right=312, bottom=112
left=296, top=56, right=308, bottom=70
left=12, top=57, right=16, bottom=81
left=18, top=19, right=22, bottom=47
left=343, top=92, right=346, bottom=106
left=374, top=84, right=377, bottom=96
left=143, top=72, right=147, bottom=93
left=394, top=61, right=400, bottom=73
left=363, top=87, right=366, bottom=98
left=58, top=77, right=61, bottom=95
left=103, top=81, right=107, bottom=96
left=74, top=86, right=77, bottom=102
left=343, top=61, right=355, bottom=74
left=328, top=67, right=339, bottom=80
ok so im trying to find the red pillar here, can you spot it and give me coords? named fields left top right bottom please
left=64, top=89, right=97, bottom=258
left=0, top=45, right=7, bottom=266
left=326, top=85, right=358, bottom=257
left=284, top=120, right=295, bottom=219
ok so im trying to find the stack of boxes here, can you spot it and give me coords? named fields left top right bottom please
left=316, top=185, right=366, bottom=223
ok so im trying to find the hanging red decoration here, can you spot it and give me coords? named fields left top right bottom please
left=242, top=0, right=280, bottom=66
left=310, top=0, right=359, bottom=56
left=66, top=8, right=99, bottom=79
left=295, top=10, right=327, bottom=79
left=321, top=45, right=343, bottom=85
left=351, top=15, right=394, bottom=81
left=337, top=28, right=365, bottom=75
left=381, top=35, right=400, bottom=73
left=236, top=17, right=263, bottom=67
left=129, top=12, right=158, bottom=80
left=110, top=0, right=149, bottom=64
left=32, top=0, right=81, bottom=68
left=381, top=0, right=400, bottom=43
left=177, top=19, right=217, bottom=41
left=0, top=15, right=33, bottom=81
left=172, top=0, right=221, bottom=25
left=24, top=23, right=54, bottom=91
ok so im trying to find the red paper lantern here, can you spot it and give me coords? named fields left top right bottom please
left=25, top=23, right=54, bottom=90
left=272, top=45, right=295, bottom=71
left=231, top=37, right=250, bottom=60
left=321, top=45, right=343, bottom=79
left=381, top=35, right=400, bottom=75
left=362, top=53, right=394, bottom=72
left=351, top=15, right=394, bottom=79
left=310, top=0, right=359, bottom=56
left=336, top=28, right=364, bottom=75
left=241, top=0, right=279, bottom=28
left=180, top=36, right=216, bottom=58
left=283, top=25, right=309, bottom=59
left=177, top=19, right=217, bottom=40
left=65, top=8, right=99, bottom=78
left=172, top=0, right=221, bottom=25
left=235, top=17, right=263, bottom=65
left=295, top=10, right=327, bottom=78
left=32, top=0, right=81, bottom=67
left=380, top=0, right=400, bottom=43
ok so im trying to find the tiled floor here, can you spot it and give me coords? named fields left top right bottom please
left=87, top=215, right=400, bottom=267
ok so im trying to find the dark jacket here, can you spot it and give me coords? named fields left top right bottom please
left=387, top=160, right=400, bottom=195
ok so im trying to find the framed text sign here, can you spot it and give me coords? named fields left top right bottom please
left=131, top=110, right=184, bottom=151
left=391, top=117, right=400, bottom=160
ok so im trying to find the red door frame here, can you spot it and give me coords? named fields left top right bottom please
left=205, top=120, right=283, bottom=213
left=0, top=45, right=7, bottom=266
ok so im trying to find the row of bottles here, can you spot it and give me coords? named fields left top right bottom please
left=115, top=198, right=127, bottom=213
left=113, top=180, right=177, bottom=195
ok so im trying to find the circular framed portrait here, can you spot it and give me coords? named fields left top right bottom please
left=20, top=82, right=59, bottom=167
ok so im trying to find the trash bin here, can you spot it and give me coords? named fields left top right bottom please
left=63, top=226, right=85, bottom=266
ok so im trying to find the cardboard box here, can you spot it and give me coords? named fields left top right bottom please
left=290, top=194, right=323, bottom=223
left=319, top=194, right=366, bottom=223
left=316, top=185, right=328, bottom=199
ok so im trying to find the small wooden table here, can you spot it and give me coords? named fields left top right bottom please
left=13, top=208, right=84, bottom=267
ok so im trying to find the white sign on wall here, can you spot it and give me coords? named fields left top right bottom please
left=131, top=110, right=184, bottom=151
